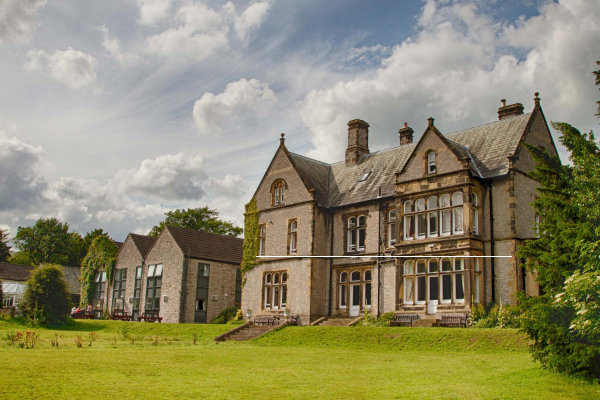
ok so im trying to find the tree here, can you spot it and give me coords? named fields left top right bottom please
left=148, top=207, right=243, bottom=237
left=8, top=251, right=34, bottom=266
left=80, top=236, right=118, bottom=307
left=0, top=228, right=10, bottom=262
left=20, top=264, right=71, bottom=325
left=518, top=63, right=600, bottom=379
left=13, top=218, right=72, bottom=266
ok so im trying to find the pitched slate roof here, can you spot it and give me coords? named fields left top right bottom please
left=165, top=225, right=243, bottom=265
left=129, top=233, right=157, bottom=257
left=0, top=262, right=80, bottom=295
left=0, top=262, right=34, bottom=282
left=283, top=113, right=532, bottom=208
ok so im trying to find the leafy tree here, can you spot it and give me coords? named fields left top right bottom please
left=80, top=236, right=118, bottom=307
left=0, top=278, right=3, bottom=307
left=518, top=63, right=600, bottom=379
left=148, top=207, right=242, bottom=237
left=83, top=229, right=109, bottom=249
left=13, top=218, right=72, bottom=266
left=0, top=228, right=10, bottom=262
left=7, top=251, right=34, bottom=266
left=20, top=264, right=71, bottom=325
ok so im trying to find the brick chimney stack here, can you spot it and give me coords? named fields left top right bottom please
left=398, top=122, right=414, bottom=145
left=497, top=99, right=524, bottom=120
left=345, top=119, right=370, bottom=167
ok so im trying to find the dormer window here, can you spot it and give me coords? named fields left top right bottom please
left=271, top=179, right=287, bottom=206
left=427, top=151, right=436, bottom=173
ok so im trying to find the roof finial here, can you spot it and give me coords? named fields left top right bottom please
left=280, top=132, right=285, bottom=146
left=427, top=117, right=435, bottom=128
left=534, top=92, right=540, bottom=107
left=404, top=122, right=408, bottom=128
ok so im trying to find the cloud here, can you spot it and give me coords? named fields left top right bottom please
left=343, top=45, right=392, bottom=69
left=0, top=130, right=47, bottom=211
left=0, top=0, right=46, bottom=44
left=144, top=1, right=274, bottom=60
left=234, top=1, right=271, bottom=41
left=25, top=47, right=97, bottom=89
left=300, top=0, right=600, bottom=163
left=99, top=25, right=138, bottom=66
left=192, top=78, right=276, bottom=133
left=136, top=0, right=173, bottom=25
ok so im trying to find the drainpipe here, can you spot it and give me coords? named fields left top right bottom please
left=488, top=182, right=495, bottom=303
left=377, top=187, right=382, bottom=316
left=328, top=212, right=334, bottom=317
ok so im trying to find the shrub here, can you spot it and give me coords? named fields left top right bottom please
left=360, top=310, right=395, bottom=327
left=470, top=302, right=521, bottom=329
left=20, top=264, right=71, bottom=325
left=210, top=306, right=240, bottom=324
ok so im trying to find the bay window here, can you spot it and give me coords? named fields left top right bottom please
left=263, top=271, right=287, bottom=310
left=402, top=191, right=465, bottom=240
left=402, top=257, right=467, bottom=305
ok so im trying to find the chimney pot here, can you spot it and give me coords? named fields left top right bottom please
left=500, top=99, right=506, bottom=107
left=497, top=101, right=524, bottom=120
left=427, top=117, right=435, bottom=128
left=398, top=123, right=414, bottom=145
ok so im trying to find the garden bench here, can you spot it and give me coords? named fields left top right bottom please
left=254, top=315, right=277, bottom=326
left=109, top=310, right=132, bottom=321
left=436, top=314, right=467, bottom=328
left=390, top=314, right=420, bottom=327
left=140, top=311, right=162, bottom=323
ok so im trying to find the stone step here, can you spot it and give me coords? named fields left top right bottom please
left=413, top=317, right=438, bottom=328
left=317, top=318, right=357, bottom=326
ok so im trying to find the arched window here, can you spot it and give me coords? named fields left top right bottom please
left=339, top=272, right=348, bottom=308
left=271, top=179, right=287, bottom=206
left=427, top=196, right=438, bottom=237
left=415, top=198, right=426, bottom=238
left=452, top=192, right=464, bottom=234
left=258, top=225, right=266, bottom=256
left=403, top=261, right=415, bottom=305
left=440, top=194, right=451, bottom=236
left=403, top=201, right=414, bottom=240
left=387, top=209, right=397, bottom=247
left=471, top=192, right=479, bottom=235
left=288, top=220, right=297, bottom=255
left=263, top=271, right=287, bottom=310
left=402, top=258, right=466, bottom=306
left=347, top=215, right=366, bottom=252
left=351, top=271, right=361, bottom=282
left=427, top=151, right=436, bottom=173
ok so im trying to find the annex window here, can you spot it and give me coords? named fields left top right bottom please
left=427, top=151, right=436, bottom=173
left=263, top=270, right=287, bottom=310
left=93, top=271, right=107, bottom=315
left=145, top=264, right=163, bottom=313
left=288, top=219, right=297, bottom=255
left=111, top=269, right=127, bottom=311
left=271, top=179, right=287, bottom=206
left=471, top=192, right=479, bottom=235
left=402, top=257, right=466, bottom=305
left=132, top=266, right=142, bottom=320
left=346, top=215, right=366, bottom=252
left=388, top=209, right=397, bottom=247
left=258, top=225, right=266, bottom=256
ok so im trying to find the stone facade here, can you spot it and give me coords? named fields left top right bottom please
left=101, top=226, right=242, bottom=323
left=243, top=95, right=557, bottom=324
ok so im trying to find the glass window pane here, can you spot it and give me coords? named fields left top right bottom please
left=440, top=194, right=450, bottom=208
left=428, top=212, right=438, bottom=235
left=415, top=198, right=425, bottom=212
left=417, top=214, right=427, bottom=236
left=441, top=259, right=452, bottom=271
left=404, top=215, right=414, bottom=239
left=427, top=196, right=437, bottom=210
left=403, top=261, right=414, bottom=275
left=454, top=259, right=464, bottom=271
left=429, top=276, right=439, bottom=300
left=416, top=260, right=426, bottom=274
left=265, top=273, right=271, bottom=284
left=358, top=228, right=366, bottom=249
left=417, top=276, right=426, bottom=302
left=453, top=207, right=463, bottom=233
left=148, top=265, right=155, bottom=277
left=340, top=285, right=346, bottom=307
left=452, top=191, right=463, bottom=206
left=364, top=270, right=372, bottom=281
left=340, top=272, right=347, bottom=283
left=351, top=271, right=360, bottom=282
left=155, top=264, right=163, bottom=276
left=404, top=201, right=413, bottom=213
left=441, top=209, right=451, bottom=234
left=442, top=275, right=452, bottom=301
left=281, top=285, right=287, bottom=306
left=404, top=277, right=414, bottom=303
left=365, top=283, right=371, bottom=305
left=428, top=259, right=438, bottom=273
left=455, top=273, right=465, bottom=300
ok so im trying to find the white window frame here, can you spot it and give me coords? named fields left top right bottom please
left=403, top=201, right=414, bottom=240
left=388, top=209, right=397, bottom=247
left=427, top=151, right=436, bottom=173
left=288, top=220, right=297, bottom=255
left=403, top=261, right=414, bottom=305
left=259, top=225, right=266, bottom=256
left=452, top=192, right=464, bottom=234
left=347, top=217, right=356, bottom=252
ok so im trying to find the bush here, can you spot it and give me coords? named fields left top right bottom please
left=20, top=264, right=71, bottom=325
left=470, top=302, right=522, bottom=329
left=210, top=306, right=240, bottom=324
left=360, top=310, right=395, bottom=327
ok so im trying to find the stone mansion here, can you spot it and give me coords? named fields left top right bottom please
left=241, top=94, right=557, bottom=325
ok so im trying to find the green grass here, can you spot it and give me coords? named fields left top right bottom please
left=0, top=319, right=598, bottom=400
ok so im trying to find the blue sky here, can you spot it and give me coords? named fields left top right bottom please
left=1, top=0, right=598, bottom=242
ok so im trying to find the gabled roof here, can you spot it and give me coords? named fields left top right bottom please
left=273, top=111, right=534, bottom=208
left=164, top=225, right=243, bottom=265
left=0, top=262, right=34, bottom=282
left=129, top=233, right=157, bottom=258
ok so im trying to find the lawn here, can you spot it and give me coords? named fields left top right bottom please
left=0, top=319, right=598, bottom=399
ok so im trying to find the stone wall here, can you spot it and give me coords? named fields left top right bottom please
left=109, top=236, right=143, bottom=314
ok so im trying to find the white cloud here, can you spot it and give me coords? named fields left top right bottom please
left=301, top=0, right=600, bottom=163
left=192, top=78, right=276, bottom=133
left=234, top=2, right=271, bottom=41
left=99, top=25, right=138, bottom=66
left=25, top=47, right=97, bottom=89
left=136, top=0, right=172, bottom=25
left=0, top=0, right=46, bottom=44
left=343, top=45, right=392, bottom=69
left=0, top=130, right=46, bottom=211
left=145, top=25, right=229, bottom=61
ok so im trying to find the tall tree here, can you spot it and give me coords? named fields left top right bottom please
left=0, top=228, right=10, bottom=262
left=518, top=62, right=600, bottom=379
left=148, top=207, right=242, bottom=237
left=14, top=218, right=74, bottom=266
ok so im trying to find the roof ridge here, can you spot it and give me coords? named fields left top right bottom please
left=288, top=151, right=332, bottom=166
left=165, top=225, right=243, bottom=241
left=447, top=113, right=532, bottom=138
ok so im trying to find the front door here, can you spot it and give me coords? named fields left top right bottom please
left=349, top=284, right=361, bottom=316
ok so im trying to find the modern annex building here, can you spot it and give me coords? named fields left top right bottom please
left=242, top=94, right=557, bottom=325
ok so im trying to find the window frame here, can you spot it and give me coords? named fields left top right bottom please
left=401, top=257, right=467, bottom=305
left=288, top=219, right=298, bottom=255
left=427, top=150, right=436, bottom=174
left=258, top=224, right=266, bottom=256
left=262, top=270, right=288, bottom=310
left=345, top=213, right=367, bottom=253
left=387, top=209, right=397, bottom=247
left=270, top=179, right=287, bottom=207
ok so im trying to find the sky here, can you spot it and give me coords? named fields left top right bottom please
left=0, top=0, right=599, bottom=243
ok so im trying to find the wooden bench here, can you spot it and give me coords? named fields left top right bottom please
left=390, top=314, right=420, bottom=327
left=253, top=315, right=278, bottom=326
left=109, top=310, right=132, bottom=321
left=436, top=314, right=467, bottom=328
left=140, top=312, right=162, bottom=323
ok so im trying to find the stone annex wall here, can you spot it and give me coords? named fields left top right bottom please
left=108, top=236, right=143, bottom=314
left=144, top=229, right=185, bottom=324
